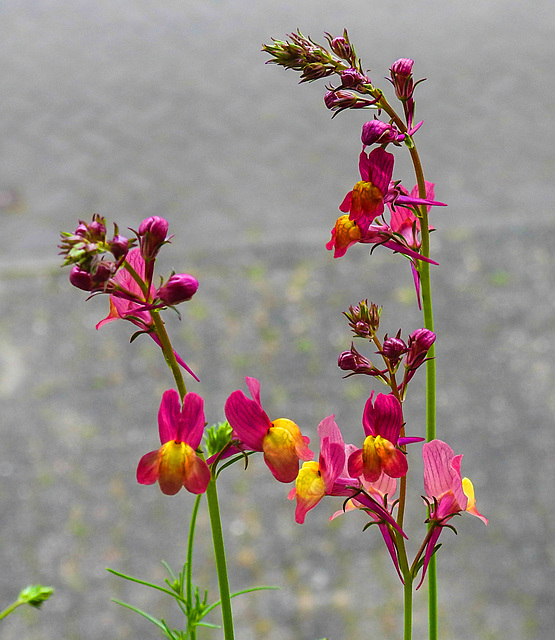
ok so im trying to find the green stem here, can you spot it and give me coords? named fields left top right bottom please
left=185, top=495, right=202, bottom=627
left=0, top=599, right=23, bottom=621
left=151, top=310, right=188, bottom=400
left=205, top=477, right=235, bottom=640
left=408, top=145, right=438, bottom=640
left=403, top=575, right=414, bottom=640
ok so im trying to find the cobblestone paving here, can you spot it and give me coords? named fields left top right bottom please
left=0, top=1, right=554, bottom=639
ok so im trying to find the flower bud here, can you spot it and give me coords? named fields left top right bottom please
left=343, top=300, right=381, bottom=339
left=156, top=273, right=199, bottom=306
left=339, top=67, right=368, bottom=89
left=18, top=584, right=54, bottom=609
left=390, top=58, right=415, bottom=101
left=361, top=119, right=402, bottom=146
left=328, top=36, right=352, bottom=61
left=404, top=328, right=436, bottom=384
left=138, top=216, right=169, bottom=261
left=90, top=259, right=115, bottom=285
left=109, top=234, right=129, bottom=261
left=69, top=264, right=94, bottom=291
left=338, top=344, right=385, bottom=378
left=381, top=336, right=408, bottom=366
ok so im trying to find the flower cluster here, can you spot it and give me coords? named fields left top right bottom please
left=60, top=216, right=199, bottom=379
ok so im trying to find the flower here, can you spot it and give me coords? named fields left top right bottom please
left=402, top=328, right=436, bottom=387
left=288, top=415, right=347, bottom=523
left=348, top=392, right=423, bottom=482
left=96, top=247, right=199, bottom=381
left=339, top=148, right=395, bottom=234
left=137, top=390, right=211, bottom=495
left=361, top=119, right=403, bottom=147
left=224, top=377, right=313, bottom=482
left=418, top=439, right=487, bottom=587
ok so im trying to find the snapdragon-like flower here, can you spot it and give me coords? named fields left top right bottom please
left=224, top=377, right=313, bottom=483
left=418, top=439, right=487, bottom=588
left=137, top=390, right=211, bottom=495
left=348, top=392, right=423, bottom=482
left=288, top=415, right=346, bottom=523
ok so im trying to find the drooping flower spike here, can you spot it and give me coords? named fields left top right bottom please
left=418, top=439, right=487, bottom=588
left=224, top=377, right=314, bottom=483
left=331, top=471, right=404, bottom=580
left=96, top=247, right=199, bottom=381
left=348, top=392, right=424, bottom=483
left=137, top=390, right=211, bottom=496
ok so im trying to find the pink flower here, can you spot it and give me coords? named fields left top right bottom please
left=96, top=248, right=199, bottom=381
left=339, top=148, right=395, bottom=234
left=288, top=415, right=347, bottom=523
left=137, top=390, right=211, bottom=495
left=224, top=377, right=313, bottom=483
left=348, top=392, right=423, bottom=483
left=418, top=439, right=487, bottom=587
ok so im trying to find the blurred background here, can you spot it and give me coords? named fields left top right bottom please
left=0, top=0, right=554, bottom=638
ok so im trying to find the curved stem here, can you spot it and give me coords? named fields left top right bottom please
left=0, top=599, right=23, bottom=621
left=205, top=477, right=235, bottom=639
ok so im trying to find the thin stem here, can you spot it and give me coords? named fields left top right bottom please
left=403, top=575, right=414, bottom=640
left=205, top=477, right=235, bottom=640
left=408, top=141, right=438, bottom=640
left=150, top=310, right=188, bottom=400
left=185, top=495, right=203, bottom=620
left=0, top=599, right=23, bottom=621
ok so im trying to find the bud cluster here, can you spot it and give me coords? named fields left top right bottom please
left=262, top=30, right=348, bottom=83
left=339, top=301, right=435, bottom=397
left=60, top=216, right=198, bottom=310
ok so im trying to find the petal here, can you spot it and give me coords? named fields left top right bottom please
left=423, top=440, right=466, bottom=509
left=182, top=453, right=211, bottom=495
left=179, top=392, right=205, bottom=449
left=245, top=376, right=263, bottom=408
left=347, top=447, right=365, bottom=479
left=262, top=418, right=312, bottom=483
left=158, top=389, right=181, bottom=444
left=224, top=389, right=270, bottom=451
left=462, top=477, right=488, bottom=525
left=339, top=191, right=353, bottom=214
left=157, top=441, right=191, bottom=495
left=136, top=449, right=160, bottom=485
left=366, top=147, right=395, bottom=195
left=363, top=392, right=403, bottom=443
left=293, top=460, right=326, bottom=524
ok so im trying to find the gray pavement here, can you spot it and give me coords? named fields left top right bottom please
left=0, top=1, right=554, bottom=639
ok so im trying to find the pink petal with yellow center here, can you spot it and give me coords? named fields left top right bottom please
left=262, top=418, right=313, bottom=483
left=290, top=460, right=326, bottom=524
left=362, top=434, right=407, bottom=482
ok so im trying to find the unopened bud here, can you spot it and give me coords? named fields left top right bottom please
left=69, top=265, right=94, bottom=291
left=138, top=216, right=169, bottom=261
left=361, top=119, right=402, bottom=146
left=343, top=300, right=381, bottom=339
left=380, top=336, right=408, bottom=367
left=156, top=273, right=199, bottom=306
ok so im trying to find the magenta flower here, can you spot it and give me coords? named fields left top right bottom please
left=339, top=148, right=395, bottom=234
left=224, top=377, right=314, bottom=483
left=418, top=439, right=488, bottom=588
left=348, top=392, right=423, bottom=483
left=288, top=415, right=347, bottom=523
left=96, top=248, right=199, bottom=381
left=137, top=390, right=211, bottom=496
